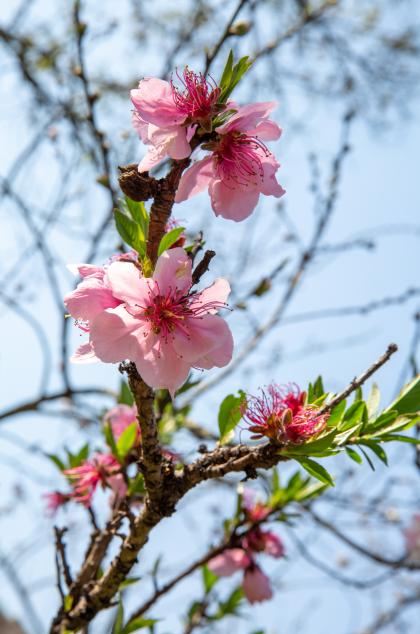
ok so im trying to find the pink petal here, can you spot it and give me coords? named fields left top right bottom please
left=208, top=549, right=250, bottom=577
left=209, top=178, right=260, bottom=221
left=173, top=314, right=232, bottom=364
left=217, top=102, right=277, bottom=134
left=249, top=120, right=282, bottom=141
left=191, top=278, right=231, bottom=311
left=131, top=111, right=150, bottom=143
left=64, top=278, right=120, bottom=321
left=153, top=247, right=192, bottom=295
left=90, top=305, right=146, bottom=364
left=175, top=157, right=214, bottom=203
left=71, top=342, right=99, bottom=364
left=149, top=125, right=191, bottom=160
left=105, top=261, right=150, bottom=305
left=134, top=339, right=191, bottom=397
left=242, top=566, right=273, bottom=603
left=130, top=78, right=185, bottom=127
left=67, top=264, right=104, bottom=279
left=138, top=146, right=167, bottom=172
left=195, top=323, right=234, bottom=370
left=260, top=156, right=285, bottom=197
left=262, top=531, right=285, bottom=558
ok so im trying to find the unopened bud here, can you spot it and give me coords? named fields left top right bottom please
left=228, top=21, right=252, bottom=37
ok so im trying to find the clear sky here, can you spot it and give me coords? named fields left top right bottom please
left=0, top=1, right=419, bottom=632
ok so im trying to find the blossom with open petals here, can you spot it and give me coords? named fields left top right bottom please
left=104, top=404, right=139, bottom=441
left=65, top=248, right=233, bottom=396
left=131, top=69, right=221, bottom=171
left=242, top=565, right=273, bottom=603
left=64, top=454, right=121, bottom=507
left=175, top=102, right=285, bottom=221
left=243, top=383, right=327, bottom=443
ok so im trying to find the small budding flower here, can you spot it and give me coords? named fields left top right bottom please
left=104, top=404, right=139, bottom=442
left=64, top=454, right=121, bottom=507
left=243, top=383, right=328, bottom=444
left=43, top=491, right=69, bottom=516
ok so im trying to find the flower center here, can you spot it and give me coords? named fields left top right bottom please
left=171, top=68, right=221, bottom=122
left=214, top=132, right=270, bottom=187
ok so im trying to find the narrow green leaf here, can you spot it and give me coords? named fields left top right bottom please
left=296, top=457, right=334, bottom=487
left=345, top=447, right=363, bottom=464
left=327, top=399, right=347, bottom=427
left=118, top=380, right=134, bottom=406
left=114, top=209, right=146, bottom=256
left=157, top=227, right=185, bottom=256
left=124, top=197, right=149, bottom=237
left=367, top=383, right=381, bottom=419
left=359, top=446, right=375, bottom=471
left=122, top=618, right=159, bottom=634
left=313, top=376, right=324, bottom=399
left=116, top=422, right=138, bottom=460
left=119, top=576, right=141, bottom=590
left=218, top=391, right=246, bottom=445
left=46, top=453, right=66, bottom=471
left=380, top=433, right=420, bottom=444
left=294, top=481, right=327, bottom=501
left=104, top=422, right=119, bottom=458
left=111, top=597, right=124, bottom=634
left=386, top=375, right=420, bottom=416
left=202, top=565, right=218, bottom=593
left=339, top=401, right=366, bottom=430
left=219, top=50, right=234, bottom=93
left=358, top=440, right=388, bottom=465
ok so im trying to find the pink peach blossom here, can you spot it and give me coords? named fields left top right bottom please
left=208, top=549, right=251, bottom=576
left=104, top=404, right=139, bottom=441
left=64, top=454, right=120, bottom=507
left=65, top=248, right=233, bottom=396
left=242, top=565, right=273, bottom=603
left=175, top=102, right=285, bottom=221
left=131, top=69, right=221, bottom=171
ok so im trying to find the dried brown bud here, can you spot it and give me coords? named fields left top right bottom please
left=118, top=164, right=156, bottom=201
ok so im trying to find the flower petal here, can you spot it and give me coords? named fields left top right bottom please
left=153, top=247, right=192, bottom=294
left=90, top=305, right=146, bottom=363
left=134, top=340, right=190, bottom=397
left=175, top=157, right=214, bottom=203
left=131, top=78, right=185, bottom=127
left=71, top=341, right=99, bottom=364
left=242, top=566, right=273, bottom=603
left=208, top=549, right=250, bottom=576
left=191, top=278, right=231, bottom=312
left=209, top=178, right=260, bottom=221
left=64, top=278, right=120, bottom=321
left=106, top=261, right=150, bottom=305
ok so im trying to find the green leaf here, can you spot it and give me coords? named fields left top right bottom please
left=327, top=399, right=347, bottom=427
left=124, top=197, right=149, bottom=237
left=46, top=453, right=66, bottom=471
left=116, top=422, right=138, bottom=460
left=114, top=209, right=146, bottom=256
left=122, top=618, right=159, bottom=634
left=112, top=597, right=124, bottom=634
left=119, top=380, right=134, bottom=406
left=216, top=586, right=244, bottom=617
left=104, top=422, right=119, bottom=457
left=283, top=430, right=337, bottom=456
left=386, top=375, right=420, bottom=415
left=202, top=565, right=218, bottom=593
left=157, top=227, right=185, bottom=256
left=218, top=391, right=246, bottom=445
left=296, top=457, right=334, bottom=487
left=345, top=447, right=363, bottom=464
left=358, top=440, right=388, bottom=466
left=334, top=423, right=362, bottom=446
left=367, top=383, right=380, bottom=419
left=218, top=50, right=234, bottom=94
left=119, top=576, right=141, bottom=590
left=359, top=446, right=375, bottom=471
left=64, top=594, right=73, bottom=612
left=66, top=443, right=89, bottom=468
left=294, top=481, right=327, bottom=501
left=339, top=401, right=367, bottom=431
left=379, top=433, right=420, bottom=444
left=313, top=376, right=324, bottom=399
